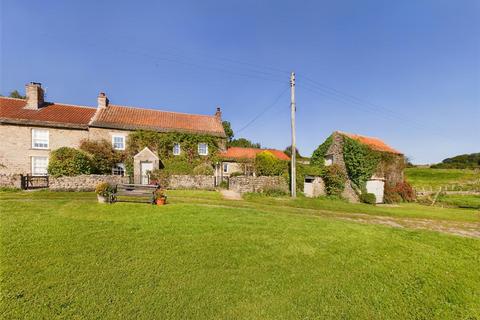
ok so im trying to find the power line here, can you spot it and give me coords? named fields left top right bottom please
left=236, top=85, right=290, bottom=134
left=299, top=74, right=451, bottom=135
left=296, top=79, right=456, bottom=142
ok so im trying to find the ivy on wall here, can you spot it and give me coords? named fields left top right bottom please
left=124, top=130, right=223, bottom=175
left=310, top=134, right=333, bottom=167
left=342, top=136, right=381, bottom=189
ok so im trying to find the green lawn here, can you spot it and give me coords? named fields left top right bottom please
left=406, top=167, right=480, bottom=190
left=1, top=191, right=479, bottom=319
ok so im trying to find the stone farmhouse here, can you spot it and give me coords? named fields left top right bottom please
left=0, top=82, right=226, bottom=185
left=320, top=131, right=405, bottom=203
left=218, top=147, right=290, bottom=179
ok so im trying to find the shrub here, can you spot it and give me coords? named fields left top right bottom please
left=218, top=180, right=228, bottom=189
left=48, top=147, right=92, bottom=177
left=263, top=187, right=288, bottom=197
left=255, top=151, right=287, bottom=176
left=384, top=181, right=416, bottom=203
left=360, top=192, right=377, bottom=204
left=80, top=139, right=124, bottom=174
left=322, top=164, right=347, bottom=196
left=394, top=181, right=416, bottom=202
left=192, top=163, right=214, bottom=175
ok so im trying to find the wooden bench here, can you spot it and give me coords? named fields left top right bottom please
left=113, top=184, right=160, bottom=204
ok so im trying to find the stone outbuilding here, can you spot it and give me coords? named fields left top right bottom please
left=314, top=131, right=405, bottom=203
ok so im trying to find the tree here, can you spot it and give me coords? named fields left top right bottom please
left=229, top=138, right=261, bottom=148
left=222, top=121, right=234, bottom=142
left=9, top=90, right=26, bottom=99
left=284, top=145, right=301, bottom=158
left=79, top=139, right=124, bottom=174
left=254, top=151, right=287, bottom=176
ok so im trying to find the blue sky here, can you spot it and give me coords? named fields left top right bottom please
left=1, top=0, right=479, bottom=163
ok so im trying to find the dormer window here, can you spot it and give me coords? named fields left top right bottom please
left=173, top=143, right=181, bottom=156
left=112, top=135, right=125, bottom=150
left=32, top=129, right=49, bottom=149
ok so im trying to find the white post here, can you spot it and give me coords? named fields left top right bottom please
left=290, top=72, right=296, bottom=198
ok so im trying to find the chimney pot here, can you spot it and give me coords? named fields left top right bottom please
left=24, top=82, right=44, bottom=110
left=97, top=92, right=109, bottom=109
left=215, top=106, right=222, bottom=119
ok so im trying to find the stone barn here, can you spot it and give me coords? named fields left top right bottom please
left=311, top=131, right=405, bottom=203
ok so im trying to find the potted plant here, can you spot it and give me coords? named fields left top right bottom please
left=155, top=189, right=167, bottom=206
left=95, top=182, right=112, bottom=203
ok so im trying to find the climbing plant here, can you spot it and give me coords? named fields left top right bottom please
left=125, top=130, right=222, bottom=176
left=342, top=136, right=381, bottom=189
left=310, top=134, right=333, bottom=167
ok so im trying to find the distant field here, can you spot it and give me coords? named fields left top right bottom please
left=405, top=168, right=480, bottom=190
left=437, top=194, right=480, bottom=210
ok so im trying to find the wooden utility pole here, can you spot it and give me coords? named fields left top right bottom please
left=290, top=72, right=296, bottom=198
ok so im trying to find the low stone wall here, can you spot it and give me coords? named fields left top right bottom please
left=0, top=174, right=22, bottom=189
left=167, top=175, right=215, bottom=190
left=49, top=175, right=129, bottom=191
left=229, top=176, right=289, bottom=194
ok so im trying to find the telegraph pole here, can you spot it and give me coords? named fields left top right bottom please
left=290, top=72, right=296, bottom=198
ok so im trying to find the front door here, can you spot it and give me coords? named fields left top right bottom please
left=140, top=162, right=153, bottom=185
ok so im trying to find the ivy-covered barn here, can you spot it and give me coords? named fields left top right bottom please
left=311, top=131, right=405, bottom=203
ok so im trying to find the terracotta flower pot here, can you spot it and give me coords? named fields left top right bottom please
left=97, top=194, right=107, bottom=203
left=156, top=198, right=166, bottom=206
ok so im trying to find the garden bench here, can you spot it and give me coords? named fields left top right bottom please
left=113, top=184, right=159, bottom=204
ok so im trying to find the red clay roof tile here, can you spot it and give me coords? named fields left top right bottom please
left=340, top=131, right=402, bottom=154
left=90, top=104, right=225, bottom=137
left=0, top=97, right=95, bottom=129
left=0, top=97, right=225, bottom=136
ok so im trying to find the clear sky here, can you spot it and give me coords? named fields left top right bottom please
left=1, top=0, right=479, bottom=163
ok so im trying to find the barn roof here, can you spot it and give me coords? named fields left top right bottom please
left=338, top=131, right=403, bottom=155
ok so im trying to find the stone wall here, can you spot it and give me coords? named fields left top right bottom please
left=167, top=175, right=215, bottom=190
left=0, top=174, right=22, bottom=188
left=49, top=175, right=128, bottom=191
left=229, top=176, right=289, bottom=194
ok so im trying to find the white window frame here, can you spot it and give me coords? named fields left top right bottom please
left=31, top=156, right=49, bottom=176
left=112, top=135, right=125, bottom=150
left=31, top=129, right=49, bottom=149
left=198, top=143, right=208, bottom=156
left=173, top=143, right=181, bottom=156
left=112, top=163, right=125, bottom=176
left=223, top=163, right=228, bottom=173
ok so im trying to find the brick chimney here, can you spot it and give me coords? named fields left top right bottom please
left=215, top=106, right=222, bottom=120
left=97, top=92, right=109, bottom=109
left=24, top=82, right=44, bottom=110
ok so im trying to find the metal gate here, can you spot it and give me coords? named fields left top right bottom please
left=21, top=175, right=49, bottom=190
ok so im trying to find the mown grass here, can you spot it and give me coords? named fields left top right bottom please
left=1, top=190, right=479, bottom=319
left=406, top=168, right=480, bottom=190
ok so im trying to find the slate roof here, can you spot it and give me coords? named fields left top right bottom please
left=220, top=147, right=290, bottom=161
left=339, top=131, right=402, bottom=155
